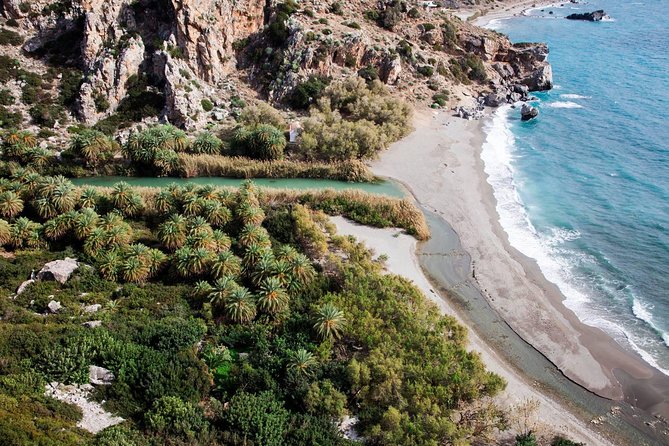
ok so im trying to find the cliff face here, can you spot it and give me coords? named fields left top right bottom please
left=3, top=0, right=552, bottom=133
left=170, top=0, right=265, bottom=83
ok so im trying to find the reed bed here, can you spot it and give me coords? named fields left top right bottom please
left=177, top=154, right=375, bottom=182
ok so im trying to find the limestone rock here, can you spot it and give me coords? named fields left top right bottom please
left=47, top=300, right=62, bottom=313
left=169, top=0, right=265, bottom=83
left=83, top=304, right=102, bottom=313
left=484, top=91, right=508, bottom=107
left=83, top=320, right=103, bottom=328
left=37, top=258, right=79, bottom=284
left=78, top=36, right=145, bottom=123
left=89, top=366, right=114, bottom=385
left=16, top=279, right=35, bottom=296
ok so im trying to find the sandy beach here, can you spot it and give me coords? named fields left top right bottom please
left=371, top=109, right=669, bottom=409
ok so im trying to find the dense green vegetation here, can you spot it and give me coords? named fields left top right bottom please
left=0, top=150, right=508, bottom=444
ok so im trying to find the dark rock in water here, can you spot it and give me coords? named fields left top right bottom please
left=521, top=104, right=539, bottom=121
left=549, top=11, right=554, bottom=15
left=566, top=10, right=608, bottom=21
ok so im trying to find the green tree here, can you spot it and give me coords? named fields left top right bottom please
left=221, top=391, right=289, bottom=446
left=145, top=396, right=207, bottom=439
left=288, top=349, right=317, bottom=377
left=224, top=286, right=256, bottom=323
left=314, top=303, right=345, bottom=340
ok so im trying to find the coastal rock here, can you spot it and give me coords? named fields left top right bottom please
left=521, top=103, right=539, bottom=121
left=566, top=10, right=609, bottom=21
left=37, top=258, right=79, bottom=284
left=484, top=91, right=508, bottom=107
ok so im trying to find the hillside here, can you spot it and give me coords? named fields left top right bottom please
left=0, top=0, right=551, bottom=138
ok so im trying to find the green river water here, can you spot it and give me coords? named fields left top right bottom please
left=70, top=176, right=405, bottom=198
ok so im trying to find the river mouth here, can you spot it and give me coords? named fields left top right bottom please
left=70, top=176, right=406, bottom=198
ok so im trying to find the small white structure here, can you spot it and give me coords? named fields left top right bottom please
left=289, top=121, right=302, bottom=143
left=420, top=1, right=439, bottom=8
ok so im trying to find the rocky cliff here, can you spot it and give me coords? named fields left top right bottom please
left=1, top=0, right=552, bottom=133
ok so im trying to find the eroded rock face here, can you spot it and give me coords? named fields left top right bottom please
left=79, top=36, right=145, bottom=123
left=169, top=0, right=265, bottom=83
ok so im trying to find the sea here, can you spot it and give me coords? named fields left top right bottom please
left=482, top=0, right=669, bottom=373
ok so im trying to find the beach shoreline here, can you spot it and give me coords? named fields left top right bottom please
left=368, top=107, right=669, bottom=440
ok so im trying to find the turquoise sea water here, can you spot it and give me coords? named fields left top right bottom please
left=483, top=0, right=669, bottom=372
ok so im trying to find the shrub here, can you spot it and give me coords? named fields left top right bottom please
left=329, top=2, right=343, bottom=15
left=345, top=21, right=361, bottom=29
left=0, top=28, right=23, bottom=46
left=299, top=78, right=412, bottom=161
left=417, top=65, right=434, bottom=77
left=551, top=436, right=585, bottom=446
left=408, top=7, right=420, bottom=18
left=364, top=10, right=380, bottom=21
left=201, top=98, right=214, bottom=112
left=432, top=91, right=449, bottom=107
left=93, top=92, right=110, bottom=113
left=191, top=131, right=223, bottom=155
left=515, top=432, right=538, bottom=446
left=289, top=76, right=330, bottom=110
left=420, top=23, right=436, bottom=32
left=357, top=65, right=379, bottom=82
left=239, top=102, right=287, bottom=129
left=145, top=396, right=207, bottom=439
left=0, top=106, right=22, bottom=128
left=220, top=391, right=289, bottom=446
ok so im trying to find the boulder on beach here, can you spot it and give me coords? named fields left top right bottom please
left=521, top=103, right=539, bottom=121
left=566, top=10, right=609, bottom=21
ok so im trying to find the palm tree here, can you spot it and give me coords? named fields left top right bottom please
left=313, top=303, right=346, bottom=341
left=73, top=208, right=99, bottom=240
left=251, top=252, right=276, bottom=286
left=69, top=129, right=117, bottom=167
left=242, top=243, right=269, bottom=272
left=276, top=245, right=298, bottom=262
left=153, top=190, right=175, bottom=214
left=79, top=187, right=100, bottom=209
left=188, top=216, right=213, bottom=238
left=10, top=217, right=42, bottom=249
left=289, top=253, right=315, bottom=290
left=257, top=277, right=289, bottom=314
left=211, top=250, right=241, bottom=279
left=224, top=286, right=257, bottom=323
left=192, top=280, right=214, bottom=298
left=174, top=246, right=212, bottom=278
left=98, top=250, right=120, bottom=281
left=203, top=200, right=231, bottom=227
left=208, top=276, right=239, bottom=308
left=43, top=215, right=71, bottom=240
left=0, top=218, right=11, bottom=246
left=37, top=176, right=77, bottom=214
left=197, top=185, right=224, bottom=201
left=186, top=231, right=216, bottom=251
left=238, top=224, right=270, bottom=249
left=99, top=212, right=125, bottom=231
left=158, top=214, right=187, bottom=251
left=84, top=227, right=106, bottom=255
left=211, top=230, right=231, bottom=253
left=0, top=191, right=23, bottom=218
left=288, top=349, right=317, bottom=376
left=104, top=224, right=132, bottom=249
left=182, top=194, right=205, bottom=217
left=237, top=203, right=265, bottom=226
left=110, top=182, right=144, bottom=217
left=33, top=197, right=57, bottom=219
left=120, top=254, right=150, bottom=283
left=146, top=249, right=167, bottom=277
left=272, top=259, right=293, bottom=289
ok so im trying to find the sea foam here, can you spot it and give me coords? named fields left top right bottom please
left=560, top=94, right=591, bottom=100
left=481, top=107, right=669, bottom=376
left=546, top=101, right=583, bottom=109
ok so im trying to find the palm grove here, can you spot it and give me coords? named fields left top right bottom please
left=0, top=126, right=509, bottom=444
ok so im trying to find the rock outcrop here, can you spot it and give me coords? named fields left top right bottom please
left=37, top=258, right=79, bottom=284
left=521, top=103, right=539, bottom=121
left=566, top=10, right=609, bottom=21
left=169, top=0, right=265, bottom=83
